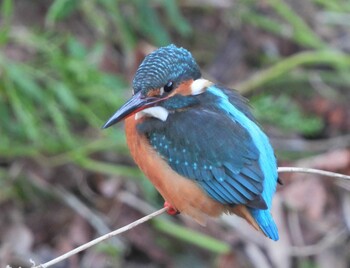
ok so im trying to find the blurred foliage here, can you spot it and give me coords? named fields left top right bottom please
left=252, top=94, right=324, bottom=135
left=1, top=0, right=350, bottom=267
left=238, top=0, right=325, bottom=49
left=0, top=0, right=192, bottom=163
left=1, top=35, right=126, bottom=154
left=232, top=0, right=350, bottom=136
left=45, top=0, right=191, bottom=51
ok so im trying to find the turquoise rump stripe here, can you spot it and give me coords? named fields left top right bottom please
left=207, top=86, right=279, bottom=240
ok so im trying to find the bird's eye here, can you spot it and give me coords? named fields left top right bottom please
left=163, top=81, right=174, bottom=93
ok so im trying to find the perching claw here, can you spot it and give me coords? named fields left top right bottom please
left=164, top=201, right=180, bottom=215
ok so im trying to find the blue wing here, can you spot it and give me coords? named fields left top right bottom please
left=146, top=109, right=266, bottom=209
left=138, top=89, right=276, bottom=210
left=138, top=86, right=279, bottom=240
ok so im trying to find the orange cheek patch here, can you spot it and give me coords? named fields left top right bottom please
left=147, top=88, right=161, bottom=97
left=169, top=80, right=194, bottom=97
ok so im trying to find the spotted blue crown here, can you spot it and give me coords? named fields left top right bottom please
left=132, top=44, right=201, bottom=94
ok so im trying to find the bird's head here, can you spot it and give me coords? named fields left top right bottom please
left=103, top=44, right=212, bottom=128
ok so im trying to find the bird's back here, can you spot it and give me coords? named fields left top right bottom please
left=131, top=85, right=279, bottom=240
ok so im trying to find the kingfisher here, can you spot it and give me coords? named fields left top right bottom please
left=103, top=44, right=279, bottom=241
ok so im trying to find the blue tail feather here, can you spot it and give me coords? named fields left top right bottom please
left=249, top=208, right=279, bottom=241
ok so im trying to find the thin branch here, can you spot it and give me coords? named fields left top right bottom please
left=30, top=167, right=350, bottom=268
left=278, top=167, right=350, bottom=180
left=31, top=207, right=167, bottom=268
left=235, top=50, right=350, bottom=94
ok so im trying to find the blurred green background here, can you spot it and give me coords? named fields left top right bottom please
left=1, top=0, right=350, bottom=267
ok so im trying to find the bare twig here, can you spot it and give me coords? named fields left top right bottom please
left=278, top=167, right=350, bottom=180
left=31, top=207, right=167, bottom=268
left=29, top=167, right=350, bottom=268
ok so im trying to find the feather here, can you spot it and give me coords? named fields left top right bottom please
left=136, top=84, right=279, bottom=240
left=138, top=88, right=268, bottom=208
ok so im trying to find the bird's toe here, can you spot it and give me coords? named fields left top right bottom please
left=164, top=201, right=180, bottom=215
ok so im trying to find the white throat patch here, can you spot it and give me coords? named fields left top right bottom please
left=191, top=78, right=213, bottom=95
left=135, top=106, right=169, bottom=121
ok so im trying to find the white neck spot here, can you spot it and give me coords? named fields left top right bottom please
left=191, top=78, right=213, bottom=95
left=135, top=106, right=169, bottom=121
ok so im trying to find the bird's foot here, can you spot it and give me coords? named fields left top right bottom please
left=164, top=201, right=180, bottom=215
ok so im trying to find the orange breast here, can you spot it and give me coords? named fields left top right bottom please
left=124, top=116, right=262, bottom=231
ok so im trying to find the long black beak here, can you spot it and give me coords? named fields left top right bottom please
left=102, top=91, right=158, bottom=129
